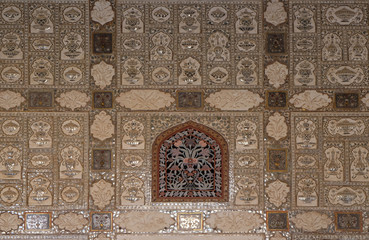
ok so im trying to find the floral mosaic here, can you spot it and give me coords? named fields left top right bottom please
left=0, top=0, right=369, bottom=239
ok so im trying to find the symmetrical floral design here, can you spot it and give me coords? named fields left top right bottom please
left=266, top=112, right=288, bottom=141
left=0, top=90, right=25, bottom=110
left=206, top=211, right=263, bottom=232
left=206, top=90, right=263, bottom=111
left=54, top=212, right=88, bottom=231
left=90, top=179, right=114, bottom=209
left=265, top=61, right=288, bottom=89
left=116, top=90, right=174, bottom=110
left=91, top=0, right=114, bottom=26
left=289, top=90, right=332, bottom=110
left=56, top=90, right=89, bottom=110
left=264, top=0, right=287, bottom=26
left=91, top=61, right=115, bottom=89
left=0, top=212, right=22, bottom=232
left=115, top=212, right=175, bottom=232
left=91, top=111, right=114, bottom=141
left=292, top=212, right=331, bottom=232
left=152, top=121, right=229, bottom=202
left=266, top=179, right=289, bottom=207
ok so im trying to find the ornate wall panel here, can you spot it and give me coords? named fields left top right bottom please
left=1, top=0, right=369, bottom=239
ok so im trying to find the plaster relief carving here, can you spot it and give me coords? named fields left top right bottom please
left=294, top=7, right=315, bottom=32
left=1, top=66, right=22, bottom=83
left=207, top=211, right=263, bottom=232
left=2, top=119, right=20, bottom=136
left=28, top=175, right=52, bottom=206
left=322, top=33, right=342, bottom=61
left=91, top=0, right=114, bottom=26
left=1, top=6, right=21, bottom=23
left=90, top=179, right=114, bottom=209
left=122, top=58, right=144, bottom=85
left=54, top=212, right=88, bottom=231
left=61, top=32, right=84, bottom=60
left=236, top=57, right=257, bottom=85
left=236, top=119, right=258, bottom=150
left=179, top=7, right=200, bottom=33
left=116, top=90, right=174, bottom=110
left=30, top=58, right=53, bottom=85
left=31, top=7, right=53, bottom=33
left=324, top=147, right=343, bottom=181
left=327, top=118, right=365, bottom=136
left=363, top=93, right=369, bottom=107
left=0, top=186, right=19, bottom=204
left=207, top=31, right=230, bottom=62
left=61, top=120, right=81, bottom=136
left=0, top=90, right=24, bottom=110
left=208, top=7, right=227, bottom=23
left=350, top=146, right=369, bottom=181
left=0, top=146, right=21, bottom=180
left=266, top=112, right=287, bottom=141
left=0, top=33, right=23, bottom=60
left=349, top=34, right=367, bottom=61
left=328, top=187, right=365, bottom=206
left=120, top=176, right=144, bottom=205
left=152, top=7, right=170, bottom=23
left=0, top=212, right=22, bottom=232
left=92, top=61, right=115, bottom=89
left=264, top=0, right=287, bottom=26
left=235, top=177, right=258, bottom=206
left=294, top=60, right=315, bottom=86
left=122, top=120, right=145, bottom=150
left=56, top=90, right=89, bottom=110
left=60, top=146, right=83, bottom=179
left=91, top=111, right=114, bottom=141
left=326, top=6, right=363, bottom=25
left=150, top=32, right=172, bottom=61
left=296, top=119, right=317, bottom=149
left=179, top=57, right=201, bottom=85
left=29, top=121, right=52, bottom=149
left=115, top=211, right=175, bottom=232
left=122, top=7, right=144, bottom=33
left=265, top=61, right=288, bottom=89
left=292, top=212, right=331, bottom=232
left=297, top=178, right=318, bottom=207
left=236, top=8, right=257, bottom=34
left=289, top=90, right=331, bottom=111
left=206, top=90, right=263, bottom=111
left=61, top=186, right=80, bottom=203
left=327, top=66, right=364, bottom=85
left=266, top=179, right=289, bottom=207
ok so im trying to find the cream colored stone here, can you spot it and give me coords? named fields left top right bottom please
left=265, top=61, right=288, bottom=89
left=0, top=212, right=22, bottom=232
left=270, top=233, right=286, bottom=240
left=115, top=211, right=175, bottom=232
left=0, top=90, right=24, bottom=110
left=56, top=90, right=89, bottom=110
left=206, top=211, right=263, bottom=232
left=265, top=179, right=289, bottom=207
left=91, top=0, right=114, bottom=26
left=54, top=212, right=88, bottom=232
left=289, top=90, right=331, bottom=111
left=362, top=93, right=369, bottom=107
left=328, top=187, right=365, bottom=206
left=91, top=61, right=115, bottom=89
left=90, top=179, right=114, bottom=210
left=266, top=112, right=287, bottom=141
left=116, top=90, right=174, bottom=110
left=206, top=90, right=263, bottom=111
left=91, top=111, right=114, bottom=141
left=264, top=0, right=287, bottom=26
left=292, top=211, right=331, bottom=232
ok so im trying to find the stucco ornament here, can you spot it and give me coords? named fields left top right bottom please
left=266, top=179, right=289, bottom=207
left=116, top=90, right=174, bottom=110
left=56, top=90, right=89, bottom=110
left=206, top=90, right=263, bottom=111
left=91, top=0, right=114, bottom=26
left=206, top=211, right=263, bottom=232
left=91, top=111, right=114, bottom=141
left=0, top=90, right=25, bottom=110
left=115, top=211, right=175, bottom=232
left=289, top=90, right=331, bottom=111
left=264, top=0, right=287, bottom=26
left=90, top=179, right=114, bottom=209
left=91, top=61, right=115, bottom=89
left=54, top=212, right=88, bottom=231
left=266, top=112, right=287, bottom=141
left=292, top=211, right=331, bottom=232
left=362, top=93, right=369, bottom=107
left=270, top=233, right=286, bottom=240
left=265, top=61, right=288, bottom=89
left=0, top=212, right=22, bottom=232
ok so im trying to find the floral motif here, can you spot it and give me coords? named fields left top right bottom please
left=362, top=93, right=369, bottom=107
left=116, top=90, right=174, bottom=110
left=289, top=90, right=332, bottom=110
left=91, top=61, right=115, bottom=89
left=266, top=112, right=287, bottom=141
left=0, top=90, right=25, bottom=110
left=91, top=111, right=114, bottom=141
left=264, top=0, right=287, bottom=26
left=115, top=211, right=175, bottom=232
left=54, top=212, right=88, bottom=231
left=56, top=90, right=89, bottom=110
left=206, top=90, right=263, bottom=111
left=266, top=179, right=289, bottom=207
left=265, top=61, right=288, bottom=89
left=90, top=179, right=114, bottom=209
left=91, top=0, right=114, bottom=26
left=0, top=212, right=22, bottom=232
left=292, top=212, right=332, bottom=232
left=206, top=211, right=263, bottom=232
